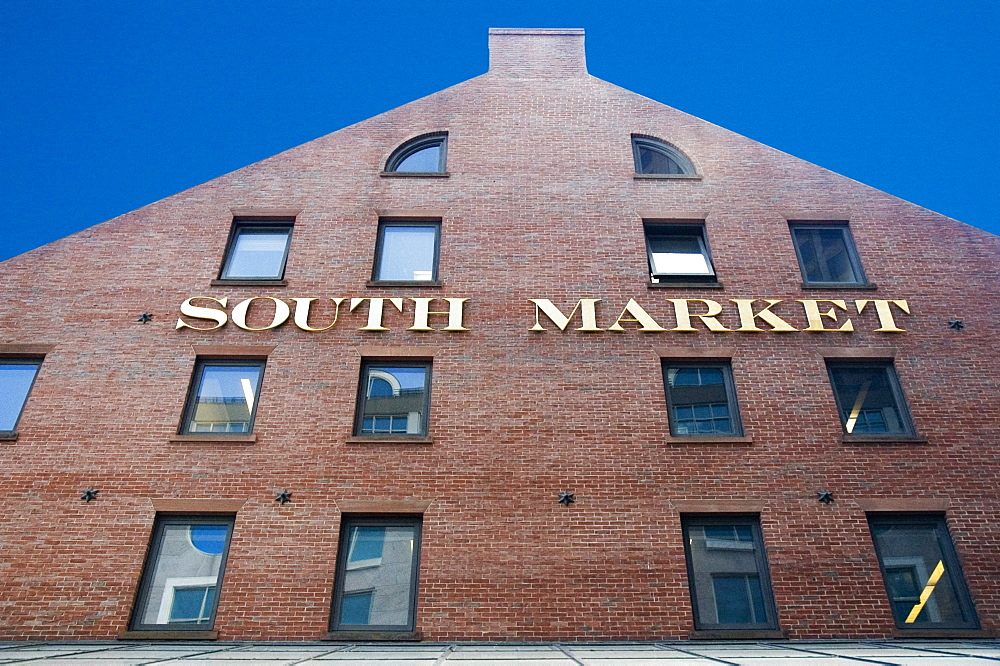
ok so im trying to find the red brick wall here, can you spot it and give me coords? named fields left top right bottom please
left=0, top=29, right=997, bottom=641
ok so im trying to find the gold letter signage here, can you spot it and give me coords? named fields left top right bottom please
left=177, top=295, right=912, bottom=334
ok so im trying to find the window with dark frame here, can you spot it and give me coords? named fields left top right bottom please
left=218, top=220, right=293, bottom=281
left=180, top=360, right=266, bottom=435
left=644, top=223, right=716, bottom=283
left=372, top=221, right=441, bottom=283
left=129, top=515, right=235, bottom=631
left=682, top=515, right=779, bottom=630
left=385, top=134, right=447, bottom=173
left=663, top=362, right=743, bottom=436
left=354, top=362, right=431, bottom=437
left=789, top=223, right=867, bottom=286
left=868, top=514, right=979, bottom=629
left=632, top=136, right=696, bottom=175
left=826, top=362, right=915, bottom=436
left=330, top=516, right=422, bottom=632
left=0, top=358, right=42, bottom=434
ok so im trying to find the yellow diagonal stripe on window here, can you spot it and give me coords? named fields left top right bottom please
left=905, top=560, right=945, bottom=623
left=845, top=381, right=871, bottom=433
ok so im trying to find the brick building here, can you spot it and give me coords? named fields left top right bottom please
left=1, top=28, right=997, bottom=642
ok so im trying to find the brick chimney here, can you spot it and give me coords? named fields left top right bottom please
left=488, top=28, right=587, bottom=78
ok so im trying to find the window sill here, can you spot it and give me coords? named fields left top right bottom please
left=0, top=431, right=18, bottom=442
left=648, top=281, right=724, bottom=289
left=842, top=434, right=927, bottom=444
left=380, top=171, right=449, bottom=178
left=210, top=279, right=286, bottom=287
left=634, top=173, right=702, bottom=181
left=118, top=630, right=218, bottom=640
left=366, top=280, right=442, bottom=288
left=324, top=630, right=422, bottom=641
left=890, top=628, right=991, bottom=638
left=666, top=435, right=753, bottom=445
left=169, top=434, right=258, bottom=444
left=346, top=436, right=434, bottom=445
left=689, top=629, right=785, bottom=640
left=800, top=282, right=877, bottom=290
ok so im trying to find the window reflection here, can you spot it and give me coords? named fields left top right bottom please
left=130, top=519, right=233, bottom=629
left=789, top=224, right=866, bottom=285
left=333, top=519, right=421, bottom=630
left=828, top=363, right=912, bottom=435
left=683, top=517, right=777, bottom=629
left=221, top=226, right=292, bottom=280
left=357, top=365, right=429, bottom=436
left=869, top=516, right=978, bottom=628
left=665, top=365, right=738, bottom=435
left=0, top=360, right=41, bottom=431
left=184, top=363, right=264, bottom=434
left=376, top=225, right=439, bottom=282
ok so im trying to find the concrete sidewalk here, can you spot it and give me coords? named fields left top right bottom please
left=1, top=640, right=1000, bottom=665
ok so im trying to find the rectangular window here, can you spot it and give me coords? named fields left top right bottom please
left=789, top=223, right=867, bottom=286
left=180, top=360, right=265, bottom=434
left=663, top=362, right=743, bottom=436
left=0, top=359, right=42, bottom=433
left=827, top=362, right=914, bottom=436
left=129, top=516, right=234, bottom=631
left=868, top=514, right=979, bottom=629
left=330, top=516, right=422, bottom=632
left=372, top=221, right=441, bottom=283
left=219, top=220, right=293, bottom=281
left=354, top=362, right=431, bottom=437
left=644, top=223, right=716, bottom=283
left=682, top=515, right=779, bottom=630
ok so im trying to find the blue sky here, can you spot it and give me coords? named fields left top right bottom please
left=1, top=1, right=997, bottom=262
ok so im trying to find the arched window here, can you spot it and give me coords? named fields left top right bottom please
left=385, top=133, right=448, bottom=173
left=632, top=136, right=696, bottom=176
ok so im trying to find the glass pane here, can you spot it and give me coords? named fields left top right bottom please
left=360, top=366, right=427, bottom=435
left=829, top=365, right=906, bottom=434
left=169, top=587, right=213, bottom=623
left=872, top=521, right=972, bottom=626
left=188, top=364, right=262, bottom=434
left=648, top=235, right=712, bottom=275
left=713, top=575, right=764, bottom=624
left=667, top=366, right=733, bottom=435
left=339, top=524, right=418, bottom=627
left=638, top=145, right=682, bottom=174
left=340, top=592, right=373, bottom=625
left=135, top=522, right=230, bottom=626
left=394, top=144, right=441, bottom=172
left=222, top=228, right=290, bottom=279
left=0, top=362, right=40, bottom=430
left=686, top=522, right=773, bottom=628
left=793, top=227, right=860, bottom=283
left=190, top=525, right=228, bottom=555
left=349, top=526, right=386, bottom=563
left=377, top=226, right=437, bottom=281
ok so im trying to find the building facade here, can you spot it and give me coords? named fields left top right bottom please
left=1, top=29, right=998, bottom=642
